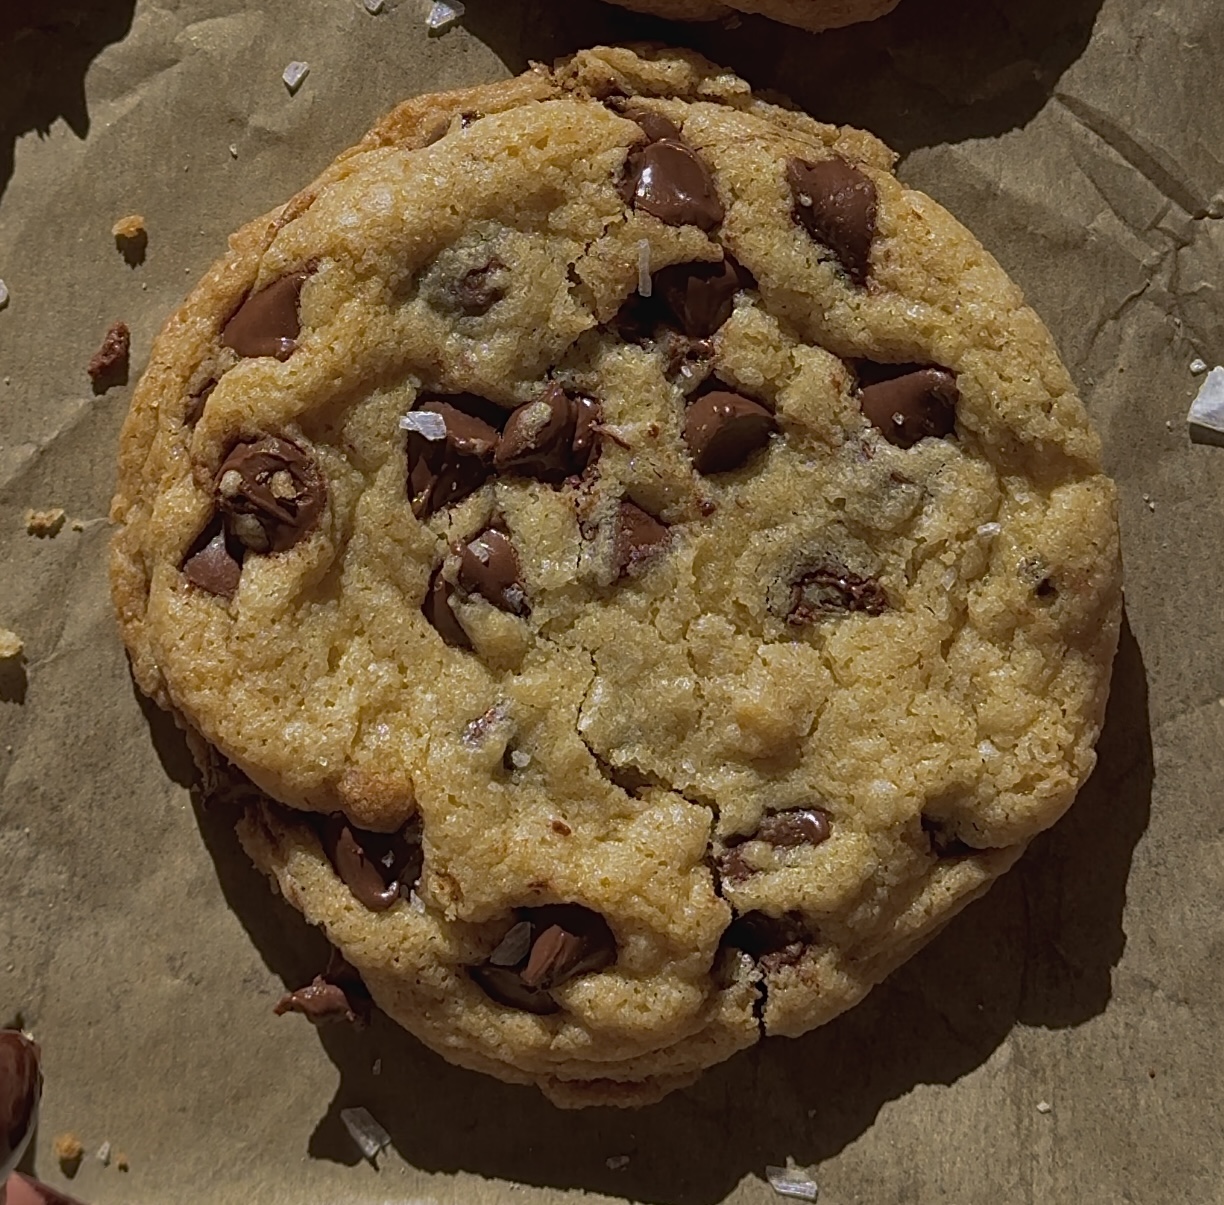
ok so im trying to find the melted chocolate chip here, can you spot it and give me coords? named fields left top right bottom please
left=683, top=390, right=777, bottom=475
left=459, top=529, right=528, bottom=614
left=406, top=399, right=500, bottom=518
left=422, top=565, right=472, bottom=649
left=0, top=1030, right=41, bottom=1180
left=787, top=157, right=877, bottom=285
left=184, top=378, right=217, bottom=426
left=274, top=952, right=372, bottom=1026
left=622, top=104, right=682, bottom=145
left=859, top=366, right=959, bottom=448
left=495, top=385, right=601, bottom=483
left=182, top=519, right=244, bottom=599
left=318, top=816, right=424, bottom=912
left=87, top=320, right=131, bottom=392
left=625, top=140, right=724, bottom=231
left=788, top=565, right=888, bottom=622
left=215, top=436, right=325, bottom=553
left=721, top=911, right=809, bottom=972
left=449, top=258, right=507, bottom=317
left=613, top=501, right=670, bottom=578
left=470, top=905, right=616, bottom=1013
left=653, top=258, right=741, bottom=339
left=222, top=271, right=309, bottom=360
left=756, top=808, right=831, bottom=848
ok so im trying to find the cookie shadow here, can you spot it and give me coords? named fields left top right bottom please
left=0, top=0, right=137, bottom=204
left=461, top=0, right=1104, bottom=154
left=169, top=611, right=1146, bottom=1201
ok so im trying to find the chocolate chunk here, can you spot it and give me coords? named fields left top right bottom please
left=274, top=953, right=372, bottom=1026
left=221, top=271, right=308, bottom=360
left=0, top=1030, right=41, bottom=1179
left=787, top=157, right=877, bottom=285
left=653, top=258, right=741, bottom=339
left=721, top=911, right=808, bottom=972
left=859, top=367, right=958, bottom=448
left=624, top=140, right=724, bottom=231
left=182, top=521, right=244, bottom=599
left=215, top=436, right=325, bottom=553
left=755, top=808, right=831, bottom=848
left=459, top=529, right=528, bottom=615
left=683, top=390, right=776, bottom=475
left=405, top=400, right=499, bottom=518
left=788, top=565, right=888, bottom=622
left=450, top=258, right=506, bottom=317
left=469, top=965, right=560, bottom=1015
left=470, top=905, right=616, bottom=1013
left=622, top=104, right=682, bottom=145
left=495, top=385, right=601, bottom=482
left=613, top=501, right=670, bottom=578
left=422, top=566, right=471, bottom=648
left=87, top=320, right=131, bottom=392
left=318, top=816, right=424, bottom=912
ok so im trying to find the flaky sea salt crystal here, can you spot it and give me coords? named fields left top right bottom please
left=606, top=1155, right=631, bottom=1171
left=510, top=749, right=532, bottom=769
left=362, top=0, right=384, bottom=11
left=282, top=61, right=310, bottom=93
left=96, top=1141, right=112, bottom=1166
left=0, top=280, right=9, bottom=310
left=766, top=1166, right=819, bottom=1201
left=426, top=1, right=465, bottom=34
left=976, top=521, right=1001, bottom=538
left=408, top=890, right=427, bottom=914
left=340, top=1107, right=391, bottom=1161
left=1190, top=358, right=1208, bottom=374
left=1036, top=1100, right=1053, bottom=1114
left=637, top=240, right=652, bottom=297
left=1188, top=366, right=1224, bottom=447
left=399, top=411, right=448, bottom=440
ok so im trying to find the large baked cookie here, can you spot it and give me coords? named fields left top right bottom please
left=599, top=0, right=900, bottom=32
left=110, top=45, right=1121, bottom=1108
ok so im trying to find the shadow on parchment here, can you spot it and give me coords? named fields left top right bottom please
left=461, top=0, right=1104, bottom=155
left=145, top=611, right=1150, bottom=1205
left=0, top=0, right=137, bottom=204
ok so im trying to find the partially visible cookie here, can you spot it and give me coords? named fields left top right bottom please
left=112, top=45, right=1121, bottom=1108
left=600, top=0, right=901, bottom=33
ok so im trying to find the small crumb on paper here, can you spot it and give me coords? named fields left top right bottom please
left=26, top=508, right=66, bottom=537
left=229, top=143, right=239, bottom=159
left=0, top=628, right=22, bottom=659
left=54, top=1133, right=85, bottom=1177
left=1190, top=358, right=1208, bottom=374
left=96, top=1140, right=112, bottom=1166
left=606, top=1155, right=630, bottom=1171
left=426, top=1, right=465, bottom=35
left=88, top=320, right=131, bottom=391
left=0, top=279, right=9, bottom=310
left=1036, top=1100, right=1053, bottom=1114
left=766, top=1165, right=819, bottom=1201
left=340, top=1106, right=391, bottom=1162
left=1142, top=493, right=1156, bottom=513
left=111, top=214, right=145, bottom=240
left=112, top=214, right=148, bottom=264
left=282, top=61, right=310, bottom=93
left=362, top=0, right=384, bottom=11
left=115, top=1151, right=130, bottom=1171
left=1188, top=366, right=1224, bottom=447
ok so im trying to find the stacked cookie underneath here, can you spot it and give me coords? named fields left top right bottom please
left=599, top=0, right=901, bottom=33
left=111, top=46, right=1121, bottom=1107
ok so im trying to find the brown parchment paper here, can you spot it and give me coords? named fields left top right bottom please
left=1, top=0, right=1222, bottom=1201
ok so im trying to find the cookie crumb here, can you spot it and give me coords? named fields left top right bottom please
left=340, top=1106, right=391, bottom=1161
left=112, top=215, right=148, bottom=265
left=88, top=321, right=131, bottom=391
left=116, top=1151, right=130, bottom=1171
left=25, top=507, right=66, bottom=537
left=1036, top=1100, right=1053, bottom=1114
left=765, top=1165, right=818, bottom=1200
left=426, top=1, right=465, bottom=35
left=111, top=214, right=145, bottom=240
left=54, top=1132, right=85, bottom=1177
left=0, top=628, right=22, bottom=659
left=606, top=1155, right=630, bottom=1171
left=282, top=61, right=310, bottom=93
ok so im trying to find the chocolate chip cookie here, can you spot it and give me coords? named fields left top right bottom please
left=111, top=45, right=1122, bottom=1108
left=599, top=0, right=901, bottom=32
